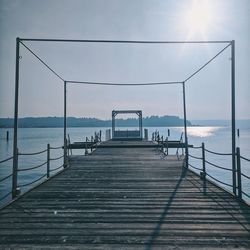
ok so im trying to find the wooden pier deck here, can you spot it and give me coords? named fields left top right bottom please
left=0, top=141, right=250, bottom=249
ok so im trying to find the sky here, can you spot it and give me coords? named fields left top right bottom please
left=0, top=0, right=249, bottom=120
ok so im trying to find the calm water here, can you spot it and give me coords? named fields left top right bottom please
left=0, top=126, right=250, bottom=206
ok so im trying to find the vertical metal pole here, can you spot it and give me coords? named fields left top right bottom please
left=182, top=82, right=189, bottom=167
left=231, top=40, right=236, bottom=195
left=112, top=111, right=115, bottom=139
left=139, top=112, right=142, bottom=139
left=63, top=81, right=67, bottom=168
left=12, top=37, right=20, bottom=199
left=202, top=142, right=206, bottom=178
left=236, top=147, right=242, bottom=200
left=47, top=144, right=50, bottom=178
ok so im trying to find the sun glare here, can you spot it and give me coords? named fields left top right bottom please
left=184, top=0, right=214, bottom=38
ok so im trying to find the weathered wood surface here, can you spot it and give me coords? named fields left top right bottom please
left=0, top=141, right=250, bottom=249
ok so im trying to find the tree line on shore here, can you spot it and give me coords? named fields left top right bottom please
left=0, top=115, right=191, bottom=128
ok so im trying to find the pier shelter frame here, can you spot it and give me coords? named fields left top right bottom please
left=12, top=38, right=236, bottom=198
left=112, top=110, right=143, bottom=140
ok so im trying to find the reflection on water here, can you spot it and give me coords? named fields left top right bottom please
left=187, top=126, right=221, bottom=137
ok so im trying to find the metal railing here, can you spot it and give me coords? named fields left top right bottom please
left=0, top=144, right=65, bottom=206
left=0, top=156, right=14, bottom=202
left=187, top=142, right=250, bottom=203
left=152, top=130, right=184, bottom=158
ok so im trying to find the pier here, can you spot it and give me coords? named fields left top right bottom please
left=0, top=140, right=250, bottom=249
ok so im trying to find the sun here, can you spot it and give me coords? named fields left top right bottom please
left=183, top=0, right=214, bottom=37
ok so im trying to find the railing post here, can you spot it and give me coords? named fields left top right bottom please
left=236, top=147, right=242, bottom=200
left=12, top=148, right=19, bottom=198
left=166, top=137, right=169, bottom=156
left=85, top=137, right=88, bottom=155
left=201, top=142, right=206, bottom=179
left=47, top=144, right=50, bottom=178
left=12, top=37, right=20, bottom=199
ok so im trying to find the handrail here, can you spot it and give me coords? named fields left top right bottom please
left=188, top=153, right=202, bottom=160
left=241, top=172, right=250, bottom=180
left=205, top=159, right=235, bottom=172
left=0, top=173, right=13, bottom=183
left=176, top=132, right=184, bottom=156
left=188, top=143, right=250, bottom=202
left=50, top=164, right=64, bottom=173
left=0, top=191, right=12, bottom=202
left=188, top=163, right=202, bottom=171
left=18, top=161, right=47, bottom=172
left=18, top=173, right=47, bottom=187
left=50, top=145, right=62, bottom=150
left=240, top=155, right=250, bottom=162
left=206, top=172, right=233, bottom=187
left=241, top=190, right=250, bottom=199
left=50, top=155, right=64, bottom=161
left=204, top=148, right=232, bottom=156
left=0, top=157, right=14, bottom=202
left=0, top=156, right=13, bottom=164
left=18, top=149, right=47, bottom=156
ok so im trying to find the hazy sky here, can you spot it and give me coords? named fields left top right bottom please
left=0, top=0, right=249, bottom=120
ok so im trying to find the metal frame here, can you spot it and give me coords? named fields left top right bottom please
left=12, top=38, right=236, bottom=197
left=112, top=110, right=143, bottom=140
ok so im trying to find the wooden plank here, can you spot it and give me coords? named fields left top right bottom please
left=0, top=141, right=250, bottom=249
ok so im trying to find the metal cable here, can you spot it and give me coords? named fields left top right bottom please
left=241, top=172, right=250, bottom=180
left=240, top=155, right=250, bottom=162
left=0, top=173, right=13, bottom=183
left=0, top=156, right=13, bottom=164
left=191, top=146, right=202, bottom=149
left=206, top=173, right=233, bottom=187
left=0, top=191, right=12, bottom=202
left=19, top=41, right=65, bottom=82
left=188, top=153, right=202, bottom=160
left=50, top=155, right=64, bottom=161
left=18, top=149, right=47, bottom=156
left=241, top=190, right=250, bottom=199
left=50, top=164, right=64, bottom=173
left=205, top=160, right=234, bottom=172
left=184, top=43, right=231, bottom=82
left=50, top=145, right=63, bottom=150
left=188, top=163, right=202, bottom=171
left=204, top=148, right=232, bottom=156
left=18, top=173, right=47, bottom=187
left=66, top=80, right=182, bottom=86
left=18, top=161, right=47, bottom=172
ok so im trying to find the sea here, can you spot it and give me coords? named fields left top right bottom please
left=0, top=125, right=250, bottom=207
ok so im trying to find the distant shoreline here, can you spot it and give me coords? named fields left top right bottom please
left=0, top=115, right=192, bottom=128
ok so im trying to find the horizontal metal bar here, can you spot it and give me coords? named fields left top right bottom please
left=0, top=156, right=13, bottom=164
left=19, top=38, right=232, bottom=44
